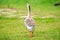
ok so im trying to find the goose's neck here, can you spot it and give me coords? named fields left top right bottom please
left=27, top=4, right=31, bottom=17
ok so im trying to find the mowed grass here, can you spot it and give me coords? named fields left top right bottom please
left=0, top=0, right=60, bottom=40
left=0, top=18, right=60, bottom=40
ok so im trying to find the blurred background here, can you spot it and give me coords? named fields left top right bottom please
left=0, top=0, right=60, bottom=18
left=0, top=0, right=60, bottom=40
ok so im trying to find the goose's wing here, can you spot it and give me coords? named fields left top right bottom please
left=25, top=18, right=35, bottom=27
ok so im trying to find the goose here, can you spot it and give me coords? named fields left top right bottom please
left=24, top=3, right=35, bottom=38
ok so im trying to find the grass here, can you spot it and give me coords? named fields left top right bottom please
left=0, top=0, right=60, bottom=17
left=0, top=18, right=60, bottom=40
left=0, top=0, right=60, bottom=40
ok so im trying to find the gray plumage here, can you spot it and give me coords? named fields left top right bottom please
left=24, top=3, right=35, bottom=32
left=25, top=18, right=35, bottom=27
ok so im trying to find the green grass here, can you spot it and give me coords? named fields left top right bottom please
left=0, top=0, right=60, bottom=17
left=0, top=18, right=60, bottom=40
left=0, top=0, right=60, bottom=40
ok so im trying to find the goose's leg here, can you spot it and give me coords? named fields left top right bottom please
left=28, top=31, right=33, bottom=38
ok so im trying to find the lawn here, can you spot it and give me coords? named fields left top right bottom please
left=0, top=0, right=60, bottom=40
left=0, top=18, right=60, bottom=40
